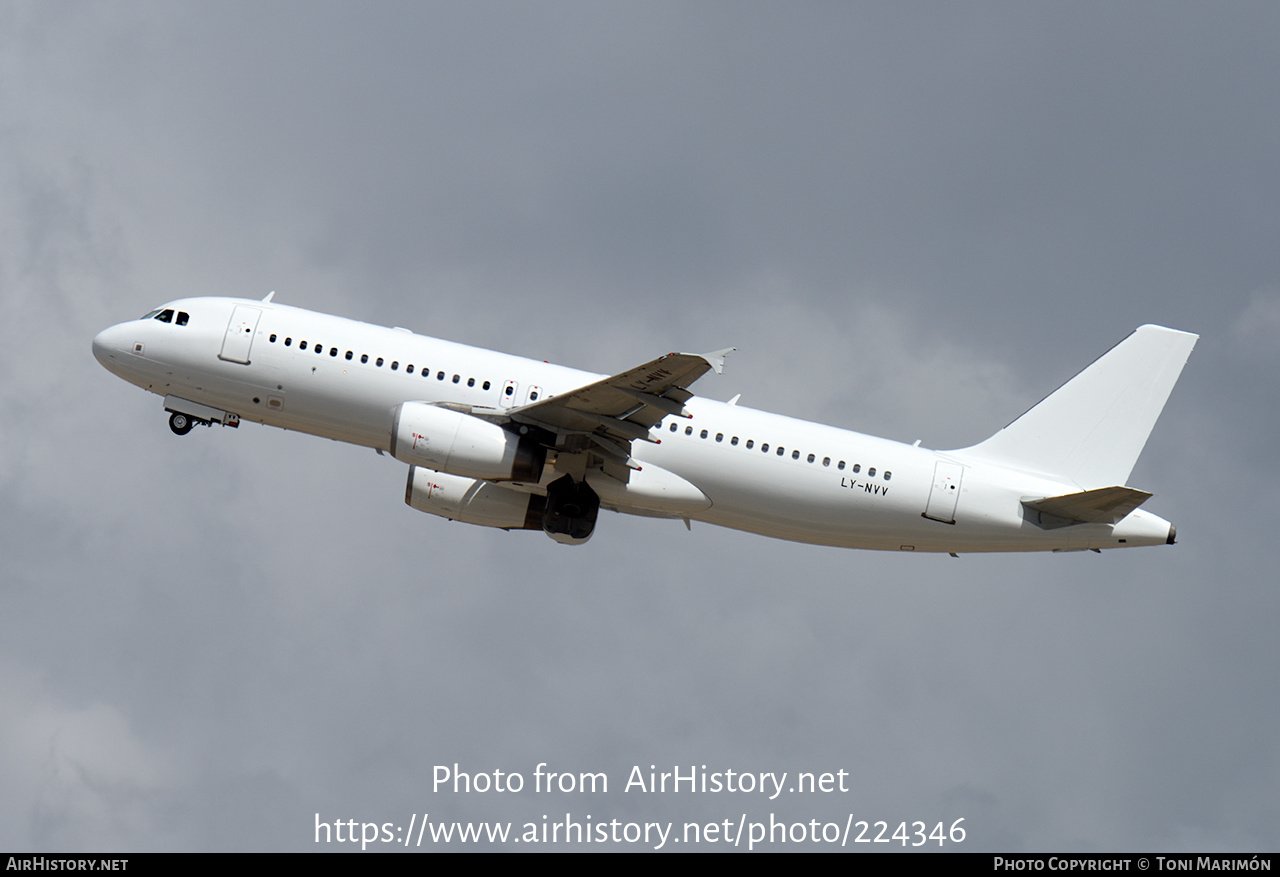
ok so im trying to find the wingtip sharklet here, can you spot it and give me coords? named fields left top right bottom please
left=700, top=347, right=736, bottom=375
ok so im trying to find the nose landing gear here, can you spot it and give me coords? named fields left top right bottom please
left=168, top=411, right=195, bottom=435
left=163, top=397, right=240, bottom=435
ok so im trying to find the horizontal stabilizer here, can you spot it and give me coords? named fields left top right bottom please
left=1023, top=486, right=1152, bottom=524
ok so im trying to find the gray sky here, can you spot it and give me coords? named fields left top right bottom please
left=2, top=1, right=1277, bottom=851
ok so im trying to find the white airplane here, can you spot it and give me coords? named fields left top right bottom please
left=93, top=294, right=1196, bottom=553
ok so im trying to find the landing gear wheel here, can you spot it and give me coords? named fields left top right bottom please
left=168, top=412, right=195, bottom=435
left=541, top=475, right=600, bottom=543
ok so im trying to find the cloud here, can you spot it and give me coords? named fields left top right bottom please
left=1231, top=288, right=1280, bottom=362
left=2, top=0, right=1277, bottom=852
left=0, top=666, right=180, bottom=850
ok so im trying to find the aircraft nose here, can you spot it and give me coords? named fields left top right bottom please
left=92, top=323, right=130, bottom=369
left=92, top=326, right=113, bottom=366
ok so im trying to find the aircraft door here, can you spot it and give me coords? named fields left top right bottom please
left=218, top=306, right=261, bottom=364
left=923, top=460, right=964, bottom=524
left=500, top=380, right=518, bottom=409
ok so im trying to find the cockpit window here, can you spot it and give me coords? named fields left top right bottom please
left=141, top=308, right=189, bottom=325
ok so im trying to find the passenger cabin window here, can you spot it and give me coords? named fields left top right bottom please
left=285, top=338, right=292, bottom=346
left=300, top=341, right=308, bottom=351
left=360, top=354, right=368, bottom=363
left=269, top=334, right=277, bottom=343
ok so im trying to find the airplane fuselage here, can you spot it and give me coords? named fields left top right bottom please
left=93, top=296, right=1188, bottom=553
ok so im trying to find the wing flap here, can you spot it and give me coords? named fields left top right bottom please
left=508, top=349, right=733, bottom=442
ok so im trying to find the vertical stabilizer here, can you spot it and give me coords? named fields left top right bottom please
left=956, top=325, right=1197, bottom=488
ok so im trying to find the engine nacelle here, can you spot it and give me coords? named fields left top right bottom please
left=405, top=467, right=544, bottom=530
left=391, top=402, right=545, bottom=482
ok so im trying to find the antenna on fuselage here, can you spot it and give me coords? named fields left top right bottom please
left=262, top=290, right=275, bottom=303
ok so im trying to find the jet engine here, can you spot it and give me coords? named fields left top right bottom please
left=391, top=402, right=545, bottom=482
left=405, top=467, right=545, bottom=530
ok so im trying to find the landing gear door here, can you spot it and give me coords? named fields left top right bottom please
left=219, top=306, right=261, bottom=364
left=924, top=460, right=964, bottom=524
